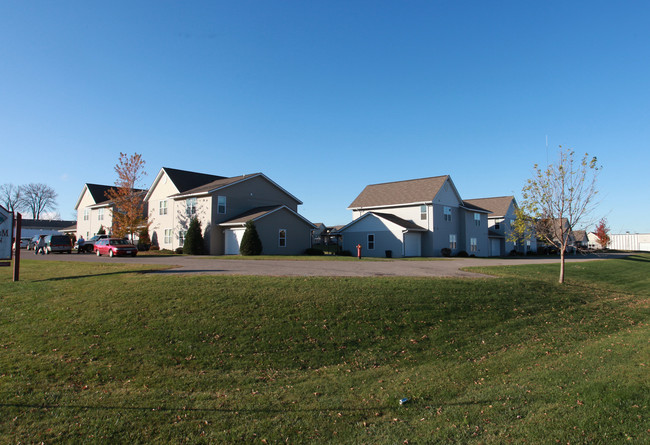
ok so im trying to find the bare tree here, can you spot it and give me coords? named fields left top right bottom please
left=105, top=152, right=149, bottom=241
left=0, top=183, right=23, bottom=214
left=19, top=183, right=58, bottom=220
left=511, top=146, right=600, bottom=283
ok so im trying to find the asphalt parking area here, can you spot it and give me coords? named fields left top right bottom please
left=22, top=251, right=626, bottom=278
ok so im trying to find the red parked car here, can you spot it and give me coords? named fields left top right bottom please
left=94, top=238, right=138, bottom=257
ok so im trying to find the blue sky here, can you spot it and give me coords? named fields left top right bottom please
left=1, top=1, right=648, bottom=233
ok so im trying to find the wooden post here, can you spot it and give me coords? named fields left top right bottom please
left=13, top=213, right=21, bottom=282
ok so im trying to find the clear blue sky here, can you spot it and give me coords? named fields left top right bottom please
left=2, top=1, right=648, bottom=233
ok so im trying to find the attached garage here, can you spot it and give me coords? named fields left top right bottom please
left=224, top=228, right=246, bottom=255
left=403, top=232, right=422, bottom=257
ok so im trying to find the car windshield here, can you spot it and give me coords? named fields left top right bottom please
left=110, top=239, right=130, bottom=246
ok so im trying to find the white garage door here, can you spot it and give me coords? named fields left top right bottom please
left=490, top=239, right=501, bottom=257
left=403, top=232, right=421, bottom=257
left=224, top=228, right=246, bottom=255
left=640, top=242, right=650, bottom=252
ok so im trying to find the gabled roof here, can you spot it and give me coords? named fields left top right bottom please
left=144, top=167, right=225, bottom=201
left=463, top=196, right=516, bottom=218
left=219, top=205, right=315, bottom=228
left=173, top=173, right=303, bottom=205
left=336, top=211, right=427, bottom=233
left=74, top=183, right=114, bottom=209
left=348, top=175, right=451, bottom=209
left=460, top=201, right=491, bottom=214
left=162, top=167, right=226, bottom=193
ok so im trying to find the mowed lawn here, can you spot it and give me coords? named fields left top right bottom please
left=1, top=256, right=648, bottom=443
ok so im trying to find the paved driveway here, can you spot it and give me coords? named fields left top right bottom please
left=22, top=252, right=627, bottom=278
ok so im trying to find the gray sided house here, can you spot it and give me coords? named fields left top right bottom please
left=463, top=196, right=537, bottom=256
left=145, top=167, right=314, bottom=255
left=340, top=175, right=490, bottom=258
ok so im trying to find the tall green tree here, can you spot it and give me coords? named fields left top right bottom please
left=239, top=220, right=262, bottom=255
left=183, top=217, right=204, bottom=255
left=511, top=146, right=600, bottom=283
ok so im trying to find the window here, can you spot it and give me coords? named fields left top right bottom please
left=420, top=205, right=427, bottom=220
left=178, top=230, right=186, bottom=246
left=159, top=200, right=168, bottom=215
left=98, top=208, right=104, bottom=221
left=526, top=240, right=531, bottom=252
left=449, top=234, right=457, bottom=249
left=186, top=198, right=197, bottom=216
left=443, top=206, right=452, bottom=222
left=494, top=220, right=501, bottom=230
left=470, top=237, right=478, bottom=252
left=474, top=213, right=481, bottom=226
left=164, top=229, right=173, bottom=244
left=217, top=196, right=226, bottom=214
left=278, top=229, right=287, bottom=247
left=367, top=234, right=375, bottom=250
left=83, top=209, right=89, bottom=221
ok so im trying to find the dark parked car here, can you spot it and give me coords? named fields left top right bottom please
left=44, top=235, right=73, bottom=254
left=95, top=238, right=138, bottom=257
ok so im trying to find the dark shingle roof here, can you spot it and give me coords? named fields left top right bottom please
left=86, top=184, right=116, bottom=205
left=173, top=173, right=259, bottom=197
left=220, top=205, right=283, bottom=225
left=21, top=219, right=77, bottom=230
left=349, top=175, right=450, bottom=208
left=463, top=196, right=515, bottom=217
left=163, top=167, right=226, bottom=193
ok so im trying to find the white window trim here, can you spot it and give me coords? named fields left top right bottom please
left=420, top=205, right=427, bottom=220
left=470, top=237, right=478, bottom=252
left=159, top=200, right=168, bottom=215
left=83, top=209, right=89, bottom=221
left=449, top=234, right=457, bottom=249
left=217, top=196, right=227, bottom=214
left=164, top=228, right=173, bottom=244
left=474, top=212, right=481, bottom=226
left=367, top=233, right=375, bottom=250
left=444, top=206, right=452, bottom=222
left=186, top=198, right=197, bottom=216
left=278, top=229, right=287, bottom=248
left=98, top=208, right=104, bottom=221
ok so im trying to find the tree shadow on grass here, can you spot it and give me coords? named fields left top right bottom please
left=31, top=269, right=172, bottom=282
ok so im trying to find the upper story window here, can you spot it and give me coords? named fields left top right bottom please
left=443, top=206, right=452, bottom=222
left=367, top=234, right=375, bottom=250
left=98, top=208, right=104, bottom=221
left=217, top=196, right=226, bottom=214
left=449, top=234, right=457, bottom=249
left=83, top=209, right=89, bottom=221
left=474, top=212, right=481, bottom=226
left=494, top=220, right=501, bottom=230
left=159, top=200, right=168, bottom=215
left=278, top=229, right=287, bottom=247
left=420, top=205, right=427, bottom=220
left=186, top=197, right=197, bottom=216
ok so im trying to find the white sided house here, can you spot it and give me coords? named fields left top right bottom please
left=145, top=167, right=314, bottom=255
left=75, top=184, right=117, bottom=239
left=339, top=175, right=490, bottom=258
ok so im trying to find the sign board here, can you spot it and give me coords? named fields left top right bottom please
left=0, top=205, right=13, bottom=260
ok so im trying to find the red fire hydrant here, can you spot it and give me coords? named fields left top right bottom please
left=356, top=243, right=362, bottom=259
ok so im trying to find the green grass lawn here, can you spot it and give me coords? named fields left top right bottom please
left=1, top=255, right=648, bottom=443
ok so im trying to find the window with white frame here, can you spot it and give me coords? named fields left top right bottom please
left=420, top=205, right=427, bottom=220
left=443, top=206, right=452, bottom=222
left=217, top=196, right=226, bottom=214
left=186, top=198, right=197, bottom=216
left=470, top=237, right=478, bottom=252
left=178, top=230, right=186, bottom=246
left=98, top=208, right=104, bottom=221
left=474, top=212, right=481, bottom=226
left=367, top=233, right=375, bottom=250
left=159, top=200, right=168, bottom=215
left=164, top=229, right=173, bottom=244
left=278, top=229, right=287, bottom=247
left=83, top=209, right=89, bottom=221
left=449, top=234, right=457, bottom=249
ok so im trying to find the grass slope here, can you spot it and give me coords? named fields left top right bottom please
left=1, top=256, right=648, bottom=443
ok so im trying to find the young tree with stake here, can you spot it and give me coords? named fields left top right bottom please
left=511, top=146, right=600, bottom=283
